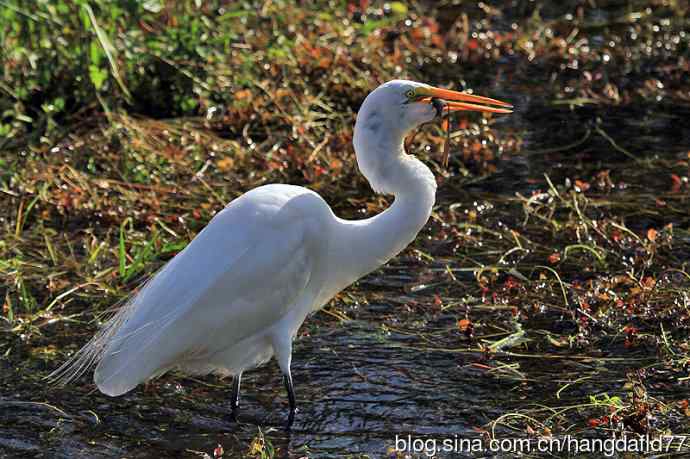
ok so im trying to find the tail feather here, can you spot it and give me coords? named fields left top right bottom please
left=46, top=291, right=140, bottom=387
left=46, top=272, right=164, bottom=391
left=92, top=305, right=183, bottom=396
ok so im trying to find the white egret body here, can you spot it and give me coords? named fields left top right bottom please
left=52, top=80, right=511, bottom=425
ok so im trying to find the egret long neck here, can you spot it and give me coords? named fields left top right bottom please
left=334, top=133, right=437, bottom=284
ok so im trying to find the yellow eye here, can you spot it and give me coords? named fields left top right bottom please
left=405, top=89, right=416, bottom=99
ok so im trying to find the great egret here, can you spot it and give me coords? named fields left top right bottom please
left=51, top=80, right=511, bottom=427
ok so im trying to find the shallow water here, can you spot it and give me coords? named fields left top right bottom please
left=1, top=277, right=676, bottom=458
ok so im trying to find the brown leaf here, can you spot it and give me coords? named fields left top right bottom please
left=234, top=89, right=252, bottom=100
left=458, top=318, right=471, bottom=332
left=646, top=228, right=657, bottom=242
left=574, top=179, right=590, bottom=192
left=217, top=157, right=234, bottom=171
left=275, top=88, right=291, bottom=99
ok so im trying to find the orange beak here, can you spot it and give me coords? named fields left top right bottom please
left=414, top=86, right=512, bottom=168
left=417, top=86, right=513, bottom=114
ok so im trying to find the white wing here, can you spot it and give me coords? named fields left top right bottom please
left=52, top=185, right=321, bottom=396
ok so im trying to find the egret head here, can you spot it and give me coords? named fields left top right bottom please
left=353, top=79, right=512, bottom=195
left=355, top=79, right=512, bottom=139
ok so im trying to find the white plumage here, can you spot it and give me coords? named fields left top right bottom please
left=51, top=80, right=511, bottom=425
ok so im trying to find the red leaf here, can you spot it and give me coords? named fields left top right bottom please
left=671, top=174, right=682, bottom=192
left=641, top=276, right=656, bottom=289
left=623, top=325, right=638, bottom=335
left=504, top=276, right=520, bottom=290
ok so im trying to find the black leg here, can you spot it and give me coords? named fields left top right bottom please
left=231, top=372, right=242, bottom=422
left=283, top=373, right=297, bottom=429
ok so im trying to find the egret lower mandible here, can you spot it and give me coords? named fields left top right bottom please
left=50, top=80, right=512, bottom=428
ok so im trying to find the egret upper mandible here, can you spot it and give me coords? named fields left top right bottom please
left=51, top=79, right=511, bottom=427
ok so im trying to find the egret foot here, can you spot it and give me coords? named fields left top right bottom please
left=283, top=373, right=297, bottom=430
left=230, top=372, right=242, bottom=423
